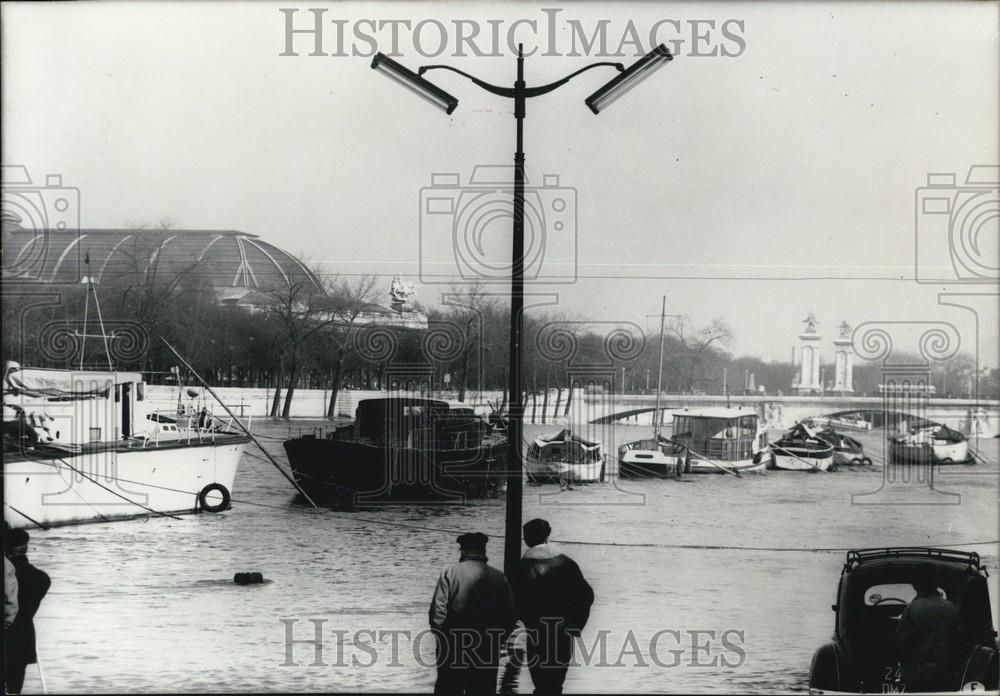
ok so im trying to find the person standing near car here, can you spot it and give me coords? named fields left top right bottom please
left=895, top=570, right=960, bottom=692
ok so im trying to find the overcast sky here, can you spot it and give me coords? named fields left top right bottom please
left=3, top=1, right=998, bottom=369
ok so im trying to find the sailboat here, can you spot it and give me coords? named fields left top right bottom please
left=617, top=297, right=685, bottom=479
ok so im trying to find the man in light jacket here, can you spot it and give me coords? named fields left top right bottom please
left=429, top=532, right=517, bottom=695
left=514, top=519, right=594, bottom=695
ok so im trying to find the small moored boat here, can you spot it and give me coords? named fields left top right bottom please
left=770, top=423, right=836, bottom=471
left=815, top=428, right=871, bottom=467
left=888, top=424, right=974, bottom=466
left=618, top=434, right=684, bottom=479
left=525, top=429, right=605, bottom=483
left=617, top=296, right=684, bottom=480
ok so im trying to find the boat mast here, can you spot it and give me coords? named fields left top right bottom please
left=653, top=295, right=666, bottom=437
left=78, top=253, right=114, bottom=371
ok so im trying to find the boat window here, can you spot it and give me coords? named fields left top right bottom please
left=673, top=416, right=693, bottom=437
left=544, top=445, right=565, bottom=461
left=864, top=583, right=947, bottom=605
left=704, top=418, right=733, bottom=439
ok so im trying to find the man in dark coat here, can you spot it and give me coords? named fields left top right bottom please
left=5, top=528, right=51, bottom=695
left=895, top=570, right=960, bottom=692
left=514, top=519, right=594, bottom=695
left=429, top=532, right=517, bottom=695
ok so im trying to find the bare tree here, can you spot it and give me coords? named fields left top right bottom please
left=664, top=316, right=733, bottom=392
left=440, top=283, right=497, bottom=403
left=267, top=280, right=341, bottom=418
left=323, top=275, right=379, bottom=418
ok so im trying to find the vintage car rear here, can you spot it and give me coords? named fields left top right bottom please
left=809, top=548, right=998, bottom=694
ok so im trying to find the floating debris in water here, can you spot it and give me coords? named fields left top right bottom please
left=234, top=572, right=264, bottom=585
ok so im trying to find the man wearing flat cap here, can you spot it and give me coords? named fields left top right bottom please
left=429, top=532, right=516, bottom=694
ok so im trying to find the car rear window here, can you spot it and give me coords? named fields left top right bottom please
left=865, top=583, right=947, bottom=605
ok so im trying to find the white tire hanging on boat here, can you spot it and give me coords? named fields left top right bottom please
left=198, top=483, right=231, bottom=513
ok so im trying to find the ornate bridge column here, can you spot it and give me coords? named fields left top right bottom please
left=796, top=312, right=823, bottom=395
left=832, top=321, right=855, bottom=395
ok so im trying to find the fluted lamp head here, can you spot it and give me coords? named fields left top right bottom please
left=371, top=53, right=459, bottom=115
left=585, top=44, right=673, bottom=114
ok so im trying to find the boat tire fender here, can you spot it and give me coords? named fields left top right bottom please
left=861, top=457, right=873, bottom=466
left=199, top=483, right=231, bottom=513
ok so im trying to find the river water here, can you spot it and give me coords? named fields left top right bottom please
left=20, top=422, right=999, bottom=693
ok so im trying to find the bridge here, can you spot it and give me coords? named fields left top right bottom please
left=143, top=385, right=1000, bottom=437
left=574, top=392, right=998, bottom=436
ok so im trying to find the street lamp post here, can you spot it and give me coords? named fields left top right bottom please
left=372, top=43, right=674, bottom=577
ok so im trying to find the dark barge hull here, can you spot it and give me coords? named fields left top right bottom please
left=283, top=435, right=508, bottom=505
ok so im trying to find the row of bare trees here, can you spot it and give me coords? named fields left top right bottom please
left=4, top=226, right=998, bottom=414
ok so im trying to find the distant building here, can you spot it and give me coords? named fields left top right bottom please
left=2, top=223, right=320, bottom=293
left=2, top=223, right=426, bottom=329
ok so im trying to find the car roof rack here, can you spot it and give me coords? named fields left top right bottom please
left=846, top=547, right=982, bottom=571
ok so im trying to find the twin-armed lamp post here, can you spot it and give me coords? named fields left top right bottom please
left=371, top=43, right=674, bottom=577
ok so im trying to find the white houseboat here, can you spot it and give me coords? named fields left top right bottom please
left=671, top=408, right=770, bottom=474
left=3, top=363, right=248, bottom=528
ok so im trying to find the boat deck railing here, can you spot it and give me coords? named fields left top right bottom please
left=141, top=408, right=247, bottom=447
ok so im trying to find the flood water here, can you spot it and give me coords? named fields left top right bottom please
left=20, top=421, right=1000, bottom=693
